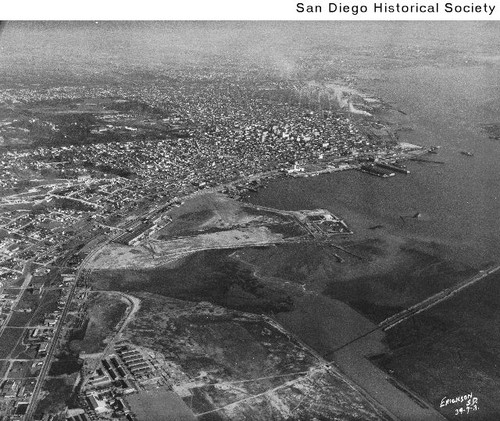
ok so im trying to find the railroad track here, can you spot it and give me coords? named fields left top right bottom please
left=23, top=242, right=106, bottom=420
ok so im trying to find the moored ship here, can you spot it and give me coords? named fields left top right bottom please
left=359, top=164, right=395, bottom=178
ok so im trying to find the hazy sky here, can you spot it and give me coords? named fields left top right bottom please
left=1, top=21, right=498, bottom=86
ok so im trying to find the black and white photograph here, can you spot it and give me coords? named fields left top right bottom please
left=0, top=17, right=499, bottom=421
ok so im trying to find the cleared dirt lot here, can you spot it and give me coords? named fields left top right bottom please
left=126, top=388, right=196, bottom=421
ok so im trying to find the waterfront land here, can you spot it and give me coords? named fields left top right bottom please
left=2, top=21, right=500, bottom=421
left=0, top=45, right=408, bottom=420
left=86, top=189, right=470, bottom=421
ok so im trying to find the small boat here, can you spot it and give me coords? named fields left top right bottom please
left=460, top=151, right=474, bottom=157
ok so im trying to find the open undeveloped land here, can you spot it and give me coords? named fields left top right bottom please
left=87, top=226, right=286, bottom=270
left=121, top=293, right=390, bottom=421
left=86, top=192, right=323, bottom=270
left=84, top=191, right=480, bottom=420
left=69, top=292, right=128, bottom=355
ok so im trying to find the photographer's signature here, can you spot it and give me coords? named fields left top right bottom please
left=440, top=392, right=478, bottom=416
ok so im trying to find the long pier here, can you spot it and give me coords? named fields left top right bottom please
left=409, top=157, right=445, bottom=164
left=379, top=263, right=500, bottom=331
left=375, top=162, right=410, bottom=174
left=320, top=265, right=500, bottom=421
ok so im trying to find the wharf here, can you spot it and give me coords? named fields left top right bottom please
left=375, top=162, right=410, bottom=174
left=410, top=157, right=445, bottom=164
left=358, top=164, right=395, bottom=178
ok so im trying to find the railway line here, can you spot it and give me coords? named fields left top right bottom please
left=23, top=242, right=106, bottom=420
left=23, top=270, right=80, bottom=420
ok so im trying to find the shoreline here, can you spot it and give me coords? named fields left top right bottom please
left=217, top=144, right=427, bottom=200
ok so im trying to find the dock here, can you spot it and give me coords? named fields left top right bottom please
left=409, top=157, right=445, bottom=164
left=375, top=162, right=410, bottom=174
left=358, top=164, right=395, bottom=178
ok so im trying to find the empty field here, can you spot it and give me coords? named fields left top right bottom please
left=120, top=293, right=390, bottom=420
left=90, top=249, right=293, bottom=314
left=0, top=328, right=26, bottom=359
left=155, top=193, right=292, bottom=239
left=126, top=388, right=196, bottom=421
left=70, top=292, right=128, bottom=354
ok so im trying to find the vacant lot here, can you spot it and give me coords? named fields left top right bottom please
left=34, top=376, right=78, bottom=417
left=70, top=292, right=128, bottom=354
left=0, top=328, right=26, bottom=359
left=89, top=225, right=286, bottom=270
left=0, top=360, right=10, bottom=378
left=127, top=294, right=316, bottom=383
left=122, top=293, right=390, bottom=421
left=155, top=192, right=292, bottom=240
left=126, top=388, right=196, bottom=421
left=9, top=289, right=60, bottom=327
left=91, top=249, right=293, bottom=314
left=8, top=359, right=40, bottom=379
